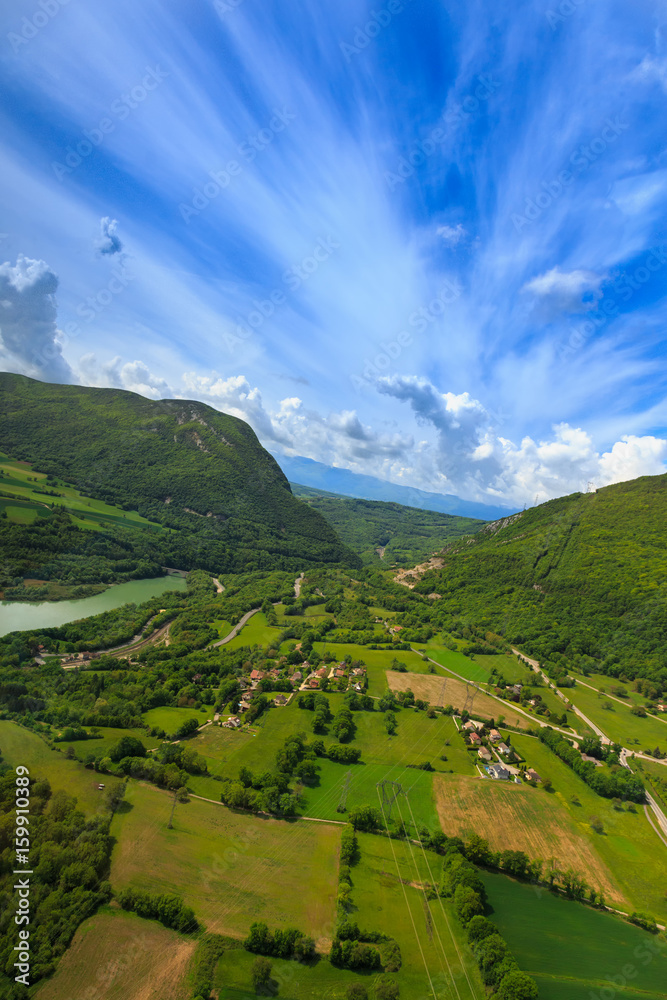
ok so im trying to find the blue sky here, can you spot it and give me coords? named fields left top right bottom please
left=0, top=0, right=666, bottom=507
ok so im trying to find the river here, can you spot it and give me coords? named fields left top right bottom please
left=0, top=576, right=188, bottom=638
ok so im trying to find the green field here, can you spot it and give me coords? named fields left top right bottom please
left=353, top=833, right=486, bottom=1000
left=0, top=452, right=165, bottom=533
left=0, top=720, right=122, bottom=814
left=143, top=705, right=212, bottom=733
left=215, top=948, right=374, bottom=1000
left=110, top=782, right=341, bottom=945
left=566, top=680, right=667, bottom=750
left=60, top=725, right=157, bottom=760
left=482, top=871, right=667, bottom=1000
left=224, top=612, right=285, bottom=650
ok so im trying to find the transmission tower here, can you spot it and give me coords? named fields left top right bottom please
left=377, top=780, right=405, bottom=822
left=336, top=770, right=352, bottom=813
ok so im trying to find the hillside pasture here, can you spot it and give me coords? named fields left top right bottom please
left=33, top=909, right=195, bottom=1000
left=0, top=720, right=122, bottom=814
left=482, top=871, right=667, bottom=1000
left=110, top=782, right=341, bottom=946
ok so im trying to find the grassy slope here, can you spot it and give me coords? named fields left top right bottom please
left=482, top=871, right=667, bottom=1000
left=417, top=474, right=667, bottom=677
left=291, top=489, right=485, bottom=566
left=0, top=373, right=356, bottom=573
left=0, top=720, right=122, bottom=814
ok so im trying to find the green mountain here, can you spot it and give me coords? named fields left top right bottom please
left=0, top=374, right=358, bottom=580
left=290, top=483, right=486, bottom=565
left=415, top=474, right=667, bottom=682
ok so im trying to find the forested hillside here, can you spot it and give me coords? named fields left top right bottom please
left=291, top=485, right=485, bottom=565
left=412, top=475, right=667, bottom=683
left=0, top=374, right=357, bottom=575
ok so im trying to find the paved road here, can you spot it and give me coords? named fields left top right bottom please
left=210, top=608, right=259, bottom=647
left=511, top=647, right=610, bottom=743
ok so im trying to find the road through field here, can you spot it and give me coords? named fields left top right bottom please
left=512, top=647, right=667, bottom=851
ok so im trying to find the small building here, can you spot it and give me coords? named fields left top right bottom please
left=525, top=768, right=542, bottom=783
left=512, top=684, right=522, bottom=695
left=496, top=742, right=511, bottom=755
left=463, top=720, right=483, bottom=732
left=223, top=716, right=242, bottom=729
left=352, top=666, right=366, bottom=676
left=308, top=678, right=320, bottom=689
left=250, top=669, right=264, bottom=681
left=478, top=747, right=493, bottom=762
left=489, top=729, right=502, bottom=742
left=657, top=703, right=666, bottom=713
left=469, top=732, right=482, bottom=746
left=292, top=671, right=302, bottom=682
left=274, top=694, right=287, bottom=706
left=487, top=764, right=510, bottom=780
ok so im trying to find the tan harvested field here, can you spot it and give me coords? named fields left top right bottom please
left=111, top=782, right=341, bottom=946
left=386, top=670, right=530, bottom=728
left=34, top=909, right=194, bottom=1000
left=434, top=774, right=623, bottom=901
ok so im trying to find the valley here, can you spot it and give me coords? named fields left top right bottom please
left=0, top=383, right=665, bottom=1000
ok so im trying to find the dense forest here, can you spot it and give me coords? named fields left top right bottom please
left=409, top=475, right=667, bottom=685
left=0, top=374, right=358, bottom=574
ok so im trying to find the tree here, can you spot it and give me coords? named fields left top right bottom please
left=108, top=735, right=146, bottom=761
left=495, top=970, right=539, bottom=999
left=251, top=956, right=272, bottom=993
left=375, top=976, right=399, bottom=1000
left=105, top=782, right=126, bottom=813
left=346, top=985, right=368, bottom=1000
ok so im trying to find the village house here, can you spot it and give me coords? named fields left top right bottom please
left=525, top=768, right=542, bottom=783
left=223, top=716, right=242, bottom=729
left=274, top=694, right=288, bottom=706
left=351, top=666, right=366, bottom=677
left=316, top=666, right=328, bottom=678
left=487, top=763, right=510, bottom=780
left=292, top=671, right=302, bottom=682
left=512, top=684, right=522, bottom=696
left=489, top=729, right=502, bottom=742
left=334, top=667, right=346, bottom=678
left=308, top=677, right=320, bottom=689
left=250, top=669, right=265, bottom=681
left=478, top=747, right=493, bottom=762
left=496, top=742, right=511, bottom=755
left=657, top=703, right=666, bottom=712
left=469, top=732, right=482, bottom=746
left=463, top=719, right=483, bottom=732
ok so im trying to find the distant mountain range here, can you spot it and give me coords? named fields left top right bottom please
left=273, top=454, right=516, bottom=521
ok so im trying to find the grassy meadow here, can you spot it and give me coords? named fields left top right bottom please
left=110, top=782, right=341, bottom=947
left=0, top=720, right=121, bottom=814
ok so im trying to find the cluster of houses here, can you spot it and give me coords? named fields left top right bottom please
left=461, top=719, right=542, bottom=784
left=215, top=659, right=368, bottom=723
